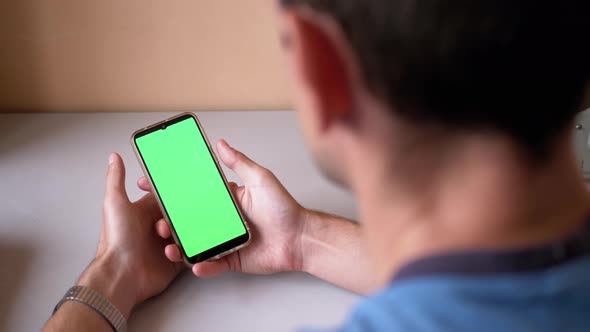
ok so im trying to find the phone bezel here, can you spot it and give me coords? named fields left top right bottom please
left=131, top=112, right=251, bottom=265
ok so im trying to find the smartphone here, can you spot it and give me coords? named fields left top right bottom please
left=131, top=113, right=250, bottom=264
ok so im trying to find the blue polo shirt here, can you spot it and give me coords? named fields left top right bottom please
left=306, top=220, right=590, bottom=332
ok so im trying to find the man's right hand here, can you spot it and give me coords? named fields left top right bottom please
left=138, top=139, right=307, bottom=277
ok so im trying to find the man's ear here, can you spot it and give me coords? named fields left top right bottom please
left=286, top=11, right=353, bottom=131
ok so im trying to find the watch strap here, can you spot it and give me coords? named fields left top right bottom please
left=53, top=285, right=127, bottom=332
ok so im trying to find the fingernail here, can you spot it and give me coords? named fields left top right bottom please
left=109, top=153, right=116, bottom=165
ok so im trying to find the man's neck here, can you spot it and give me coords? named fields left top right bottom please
left=351, top=134, right=590, bottom=286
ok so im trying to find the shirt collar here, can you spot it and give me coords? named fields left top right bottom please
left=393, top=217, right=590, bottom=283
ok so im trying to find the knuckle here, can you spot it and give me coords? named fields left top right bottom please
left=103, top=193, right=125, bottom=209
left=260, top=167, right=274, bottom=178
left=103, top=196, right=116, bottom=209
left=253, top=168, right=272, bottom=183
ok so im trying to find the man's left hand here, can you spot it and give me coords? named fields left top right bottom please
left=78, top=153, right=183, bottom=318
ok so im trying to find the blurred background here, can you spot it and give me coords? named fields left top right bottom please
left=0, top=0, right=289, bottom=112
left=0, top=4, right=362, bottom=332
left=0, top=2, right=589, bottom=331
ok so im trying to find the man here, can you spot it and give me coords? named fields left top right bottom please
left=44, top=0, right=590, bottom=331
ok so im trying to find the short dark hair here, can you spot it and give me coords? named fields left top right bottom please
left=281, top=0, right=590, bottom=159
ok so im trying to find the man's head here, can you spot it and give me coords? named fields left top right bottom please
left=276, top=0, right=590, bottom=186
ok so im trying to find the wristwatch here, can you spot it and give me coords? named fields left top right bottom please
left=53, top=286, right=127, bottom=332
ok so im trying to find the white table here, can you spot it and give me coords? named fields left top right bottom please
left=0, top=112, right=360, bottom=332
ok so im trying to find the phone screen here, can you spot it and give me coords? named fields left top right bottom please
left=134, top=115, right=247, bottom=261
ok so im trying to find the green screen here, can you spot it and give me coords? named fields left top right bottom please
left=135, top=117, right=246, bottom=258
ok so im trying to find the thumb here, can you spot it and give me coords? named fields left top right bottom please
left=192, top=259, right=231, bottom=278
left=217, top=139, right=267, bottom=185
left=105, top=153, right=129, bottom=201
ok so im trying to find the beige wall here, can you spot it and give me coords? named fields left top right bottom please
left=0, top=0, right=290, bottom=112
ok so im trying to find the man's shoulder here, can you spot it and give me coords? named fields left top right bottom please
left=304, top=258, right=590, bottom=332
left=300, top=278, right=469, bottom=332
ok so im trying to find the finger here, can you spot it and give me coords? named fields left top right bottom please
left=227, top=181, right=246, bottom=205
left=192, top=259, right=231, bottom=278
left=217, top=139, right=267, bottom=185
left=227, top=181, right=239, bottom=196
left=137, top=176, right=151, bottom=192
left=165, top=244, right=184, bottom=262
left=155, top=219, right=171, bottom=239
left=105, top=153, right=129, bottom=202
